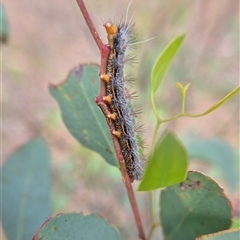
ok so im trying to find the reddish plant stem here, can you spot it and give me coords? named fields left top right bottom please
left=95, top=98, right=145, bottom=240
left=76, top=0, right=103, bottom=50
left=76, top=1, right=146, bottom=239
left=99, top=45, right=109, bottom=95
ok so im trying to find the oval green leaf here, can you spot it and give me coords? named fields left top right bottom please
left=1, top=138, right=51, bottom=240
left=160, top=171, right=232, bottom=240
left=32, top=213, right=121, bottom=240
left=196, top=228, right=240, bottom=240
left=50, top=64, right=117, bottom=166
left=151, top=34, right=185, bottom=95
left=138, top=132, right=188, bottom=191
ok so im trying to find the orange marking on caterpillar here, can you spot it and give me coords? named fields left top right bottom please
left=112, top=130, right=121, bottom=138
left=107, top=113, right=116, bottom=120
left=104, top=23, right=118, bottom=49
left=100, top=74, right=110, bottom=83
left=103, top=95, right=112, bottom=103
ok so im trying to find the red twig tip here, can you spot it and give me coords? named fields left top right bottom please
left=76, top=0, right=103, bottom=50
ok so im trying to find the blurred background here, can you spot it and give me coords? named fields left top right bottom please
left=2, top=0, right=239, bottom=239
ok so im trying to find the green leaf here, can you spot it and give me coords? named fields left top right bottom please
left=196, top=228, right=240, bottom=240
left=1, top=138, right=51, bottom=240
left=176, top=82, right=184, bottom=96
left=160, top=171, right=232, bottom=240
left=186, top=138, right=239, bottom=190
left=0, top=4, right=9, bottom=43
left=32, top=213, right=121, bottom=240
left=138, top=132, right=188, bottom=191
left=151, top=34, right=185, bottom=94
left=50, top=64, right=117, bottom=166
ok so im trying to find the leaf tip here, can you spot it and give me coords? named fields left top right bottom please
left=176, top=82, right=183, bottom=90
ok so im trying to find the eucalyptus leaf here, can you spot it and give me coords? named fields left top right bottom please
left=138, top=132, right=188, bottom=191
left=50, top=64, right=117, bottom=166
left=1, top=138, right=51, bottom=240
left=151, top=34, right=185, bottom=94
left=33, top=213, right=121, bottom=240
left=160, top=171, right=232, bottom=240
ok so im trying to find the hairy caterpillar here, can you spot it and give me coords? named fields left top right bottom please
left=101, top=20, right=145, bottom=182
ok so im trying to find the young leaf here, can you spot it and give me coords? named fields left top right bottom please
left=176, top=82, right=191, bottom=113
left=138, top=132, right=188, bottom=191
left=32, top=213, right=121, bottom=240
left=160, top=171, right=232, bottom=240
left=50, top=64, right=117, bottom=166
left=196, top=228, right=240, bottom=240
left=176, top=82, right=191, bottom=98
left=1, top=138, right=51, bottom=240
left=175, top=82, right=184, bottom=96
left=151, top=34, right=185, bottom=95
left=0, top=4, right=9, bottom=43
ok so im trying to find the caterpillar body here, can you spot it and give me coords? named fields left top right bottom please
left=101, top=21, right=145, bottom=182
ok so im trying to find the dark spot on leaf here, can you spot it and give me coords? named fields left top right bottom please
left=74, top=65, right=83, bottom=79
left=91, top=77, right=97, bottom=85
left=105, top=148, right=113, bottom=154
left=1, top=34, right=8, bottom=43
left=179, top=182, right=186, bottom=191
left=191, top=180, right=201, bottom=190
left=50, top=83, right=61, bottom=90
left=53, top=225, right=57, bottom=231
left=195, top=230, right=201, bottom=235
left=179, top=179, right=201, bottom=191
left=200, top=221, right=204, bottom=225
